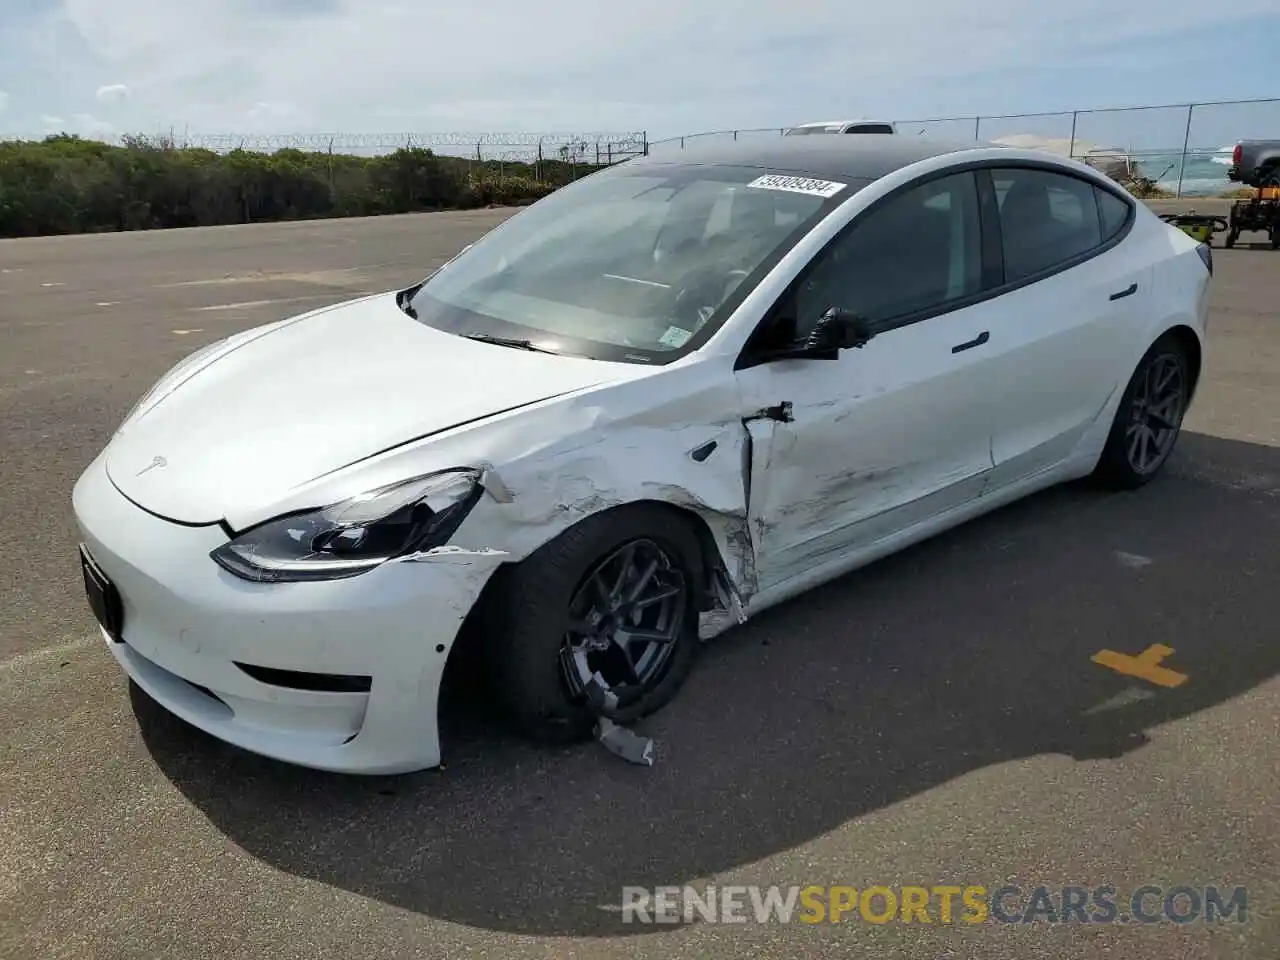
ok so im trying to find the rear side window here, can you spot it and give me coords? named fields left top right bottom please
left=991, top=168, right=1105, bottom=282
left=1095, top=187, right=1132, bottom=241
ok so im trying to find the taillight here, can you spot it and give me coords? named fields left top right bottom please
left=1197, top=243, right=1213, bottom=276
left=1232, top=144, right=1242, bottom=165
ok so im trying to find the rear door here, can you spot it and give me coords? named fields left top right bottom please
left=978, top=166, right=1154, bottom=489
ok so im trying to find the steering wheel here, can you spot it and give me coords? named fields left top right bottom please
left=672, top=268, right=750, bottom=327
left=721, top=267, right=750, bottom=295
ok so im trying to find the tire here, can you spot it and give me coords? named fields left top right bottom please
left=484, top=503, right=704, bottom=745
left=1093, top=334, right=1191, bottom=489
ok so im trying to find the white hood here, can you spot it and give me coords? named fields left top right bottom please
left=105, top=292, right=629, bottom=524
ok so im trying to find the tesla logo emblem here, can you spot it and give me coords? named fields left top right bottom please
left=135, top=456, right=167, bottom=477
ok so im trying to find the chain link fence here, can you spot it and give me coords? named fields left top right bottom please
left=0, top=129, right=649, bottom=165
left=648, top=97, right=1280, bottom=198
left=7, top=97, right=1277, bottom=197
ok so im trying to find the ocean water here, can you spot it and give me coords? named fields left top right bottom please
left=1136, top=145, right=1238, bottom=196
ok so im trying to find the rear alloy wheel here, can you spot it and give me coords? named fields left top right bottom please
left=1094, top=336, right=1190, bottom=488
left=485, top=504, right=703, bottom=744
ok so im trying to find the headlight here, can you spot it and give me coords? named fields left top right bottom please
left=210, top=469, right=484, bottom=583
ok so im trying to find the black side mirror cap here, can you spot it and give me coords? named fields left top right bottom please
left=805, top=307, right=876, bottom=352
left=746, top=307, right=877, bottom=365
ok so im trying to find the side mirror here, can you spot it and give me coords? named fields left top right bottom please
left=802, top=308, right=876, bottom=356
left=751, top=306, right=877, bottom=363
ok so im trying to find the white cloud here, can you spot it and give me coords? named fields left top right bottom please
left=72, top=112, right=117, bottom=136
left=95, top=83, right=130, bottom=103
left=8, top=0, right=1277, bottom=139
left=245, top=100, right=307, bottom=130
left=41, top=114, right=66, bottom=129
left=0, top=91, right=9, bottom=113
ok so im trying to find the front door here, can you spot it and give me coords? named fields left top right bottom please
left=734, top=170, right=1004, bottom=592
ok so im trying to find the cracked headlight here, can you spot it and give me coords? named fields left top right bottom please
left=211, top=469, right=484, bottom=583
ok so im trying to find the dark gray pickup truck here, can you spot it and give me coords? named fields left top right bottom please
left=1228, top=140, right=1280, bottom=186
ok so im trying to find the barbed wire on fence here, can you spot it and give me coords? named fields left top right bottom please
left=186, top=131, right=648, bottom=150
left=0, top=129, right=648, bottom=156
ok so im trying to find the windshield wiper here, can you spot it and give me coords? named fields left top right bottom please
left=396, top=287, right=419, bottom=318
left=463, top=332, right=559, bottom=354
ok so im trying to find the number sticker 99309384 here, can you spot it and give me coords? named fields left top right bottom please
left=746, top=175, right=847, bottom=198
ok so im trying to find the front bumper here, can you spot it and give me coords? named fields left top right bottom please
left=71, top=454, right=504, bottom=775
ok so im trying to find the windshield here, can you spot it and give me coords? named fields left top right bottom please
left=406, top=163, right=856, bottom=363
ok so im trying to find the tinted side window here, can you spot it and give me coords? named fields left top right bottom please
left=992, top=168, right=1104, bottom=282
left=793, top=171, right=982, bottom=333
left=1095, top=187, right=1132, bottom=241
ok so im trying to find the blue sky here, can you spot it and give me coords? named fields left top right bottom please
left=0, top=0, right=1277, bottom=149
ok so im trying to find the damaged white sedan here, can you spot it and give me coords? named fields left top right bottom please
left=73, top=136, right=1211, bottom=774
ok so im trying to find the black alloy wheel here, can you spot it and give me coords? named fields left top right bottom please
left=559, top=538, right=688, bottom=707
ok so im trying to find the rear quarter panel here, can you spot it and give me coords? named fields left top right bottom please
left=1139, top=210, right=1211, bottom=352
left=1044, top=205, right=1209, bottom=478
left=1088, top=208, right=1208, bottom=436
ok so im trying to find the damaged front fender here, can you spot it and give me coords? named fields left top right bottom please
left=228, top=364, right=762, bottom=636
left=457, top=414, right=757, bottom=638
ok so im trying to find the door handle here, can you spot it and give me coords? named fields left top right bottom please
left=951, top=331, right=990, bottom=354
left=1109, top=282, right=1139, bottom=301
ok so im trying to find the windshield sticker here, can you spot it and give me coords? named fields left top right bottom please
left=746, top=174, right=847, bottom=198
left=658, top=325, right=693, bottom=348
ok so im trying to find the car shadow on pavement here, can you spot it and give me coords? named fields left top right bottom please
left=133, top=430, right=1280, bottom=938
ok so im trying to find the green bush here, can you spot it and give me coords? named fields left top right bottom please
left=0, top=134, right=608, bottom=238
left=465, top=173, right=557, bottom=207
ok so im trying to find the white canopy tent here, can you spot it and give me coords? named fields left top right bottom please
left=990, top=133, right=1138, bottom=180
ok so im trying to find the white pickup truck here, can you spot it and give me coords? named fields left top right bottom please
left=784, top=120, right=896, bottom=135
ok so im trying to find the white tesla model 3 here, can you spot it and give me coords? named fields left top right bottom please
left=73, top=137, right=1212, bottom=774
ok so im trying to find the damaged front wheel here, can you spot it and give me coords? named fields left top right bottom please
left=485, top=504, right=704, bottom=745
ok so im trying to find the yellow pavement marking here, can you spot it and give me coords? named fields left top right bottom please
left=1091, top=644, right=1188, bottom=688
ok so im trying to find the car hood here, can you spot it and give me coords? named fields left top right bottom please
left=105, top=292, right=633, bottom=525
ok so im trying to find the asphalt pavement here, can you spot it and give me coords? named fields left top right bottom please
left=1, top=206, right=1278, bottom=959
